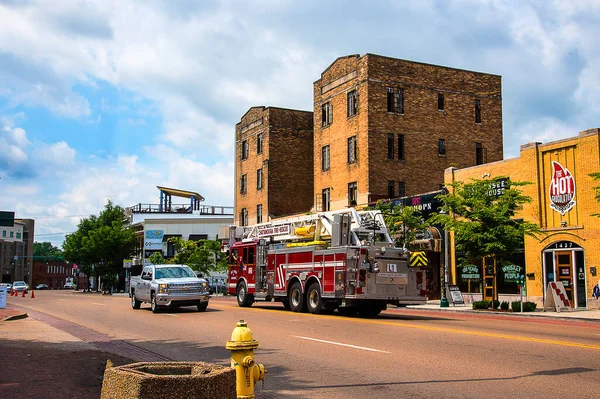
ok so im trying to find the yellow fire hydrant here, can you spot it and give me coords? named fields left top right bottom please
left=226, top=320, right=267, bottom=399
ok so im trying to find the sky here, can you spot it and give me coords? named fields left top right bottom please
left=0, top=0, right=599, bottom=247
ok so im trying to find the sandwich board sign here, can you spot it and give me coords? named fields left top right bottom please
left=447, top=285, right=465, bottom=306
left=543, top=281, right=571, bottom=312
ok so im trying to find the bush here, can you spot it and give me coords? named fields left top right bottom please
left=511, top=301, right=538, bottom=312
left=491, top=299, right=500, bottom=309
left=500, top=301, right=509, bottom=310
left=472, top=300, right=491, bottom=310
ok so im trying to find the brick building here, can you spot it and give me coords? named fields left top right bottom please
left=314, top=54, right=503, bottom=211
left=0, top=216, right=34, bottom=285
left=32, top=258, right=76, bottom=290
left=445, top=128, right=600, bottom=309
left=235, top=107, right=314, bottom=225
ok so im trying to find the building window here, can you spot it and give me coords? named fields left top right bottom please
left=387, top=87, right=394, bottom=112
left=438, top=93, right=444, bottom=111
left=387, top=134, right=394, bottom=159
left=10, top=231, right=13, bottom=238
left=240, top=174, right=247, bottom=194
left=322, top=102, right=333, bottom=127
left=322, top=188, right=331, bottom=212
left=347, top=90, right=357, bottom=117
left=241, top=140, right=248, bottom=160
left=16, top=232, right=21, bottom=239
left=388, top=181, right=395, bottom=199
left=398, top=134, right=405, bottom=161
left=438, top=139, right=446, bottom=155
left=475, top=99, right=481, bottom=123
left=240, top=208, right=248, bottom=227
left=256, top=133, right=263, bottom=154
left=398, top=181, right=406, bottom=198
left=256, top=204, right=262, bottom=224
left=347, top=136, right=357, bottom=164
left=256, top=168, right=263, bottom=190
left=476, top=143, right=484, bottom=165
left=2, top=230, right=6, bottom=237
left=321, top=145, right=330, bottom=171
left=397, top=89, right=405, bottom=115
left=348, top=182, right=358, bottom=206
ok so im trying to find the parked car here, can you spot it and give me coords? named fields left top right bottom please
left=36, top=284, right=49, bottom=290
left=64, top=282, right=76, bottom=290
left=12, top=281, right=28, bottom=293
left=130, top=264, right=210, bottom=313
left=0, top=283, right=11, bottom=291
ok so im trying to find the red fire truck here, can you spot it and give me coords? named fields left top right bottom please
left=226, top=208, right=428, bottom=316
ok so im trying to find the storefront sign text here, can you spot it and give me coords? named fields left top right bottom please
left=549, top=161, right=576, bottom=215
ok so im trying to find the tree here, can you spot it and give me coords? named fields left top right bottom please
left=372, top=200, right=428, bottom=249
left=165, top=237, right=227, bottom=276
left=62, top=201, right=136, bottom=292
left=428, top=177, right=541, bottom=266
left=33, top=241, right=63, bottom=257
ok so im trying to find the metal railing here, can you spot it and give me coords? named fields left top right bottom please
left=126, top=204, right=233, bottom=215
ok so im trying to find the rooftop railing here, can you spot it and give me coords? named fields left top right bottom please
left=126, top=203, right=234, bottom=216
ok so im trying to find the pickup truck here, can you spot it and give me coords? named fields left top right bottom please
left=130, top=264, right=210, bottom=313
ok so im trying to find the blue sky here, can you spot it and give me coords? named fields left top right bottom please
left=0, top=0, right=599, bottom=246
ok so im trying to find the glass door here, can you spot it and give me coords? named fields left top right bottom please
left=555, top=251, right=574, bottom=308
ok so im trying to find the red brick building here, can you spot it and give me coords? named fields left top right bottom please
left=32, top=259, right=76, bottom=289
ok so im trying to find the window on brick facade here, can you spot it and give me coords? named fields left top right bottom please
left=387, top=87, right=394, bottom=112
left=397, top=89, right=405, bottom=114
left=322, top=102, right=333, bottom=127
left=348, top=182, right=358, bottom=206
left=256, top=168, right=263, bottom=190
left=438, top=139, right=446, bottom=156
left=387, top=134, right=394, bottom=159
left=398, top=134, right=405, bottom=161
left=321, top=145, right=330, bottom=171
left=388, top=181, right=395, bottom=199
left=240, top=208, right=248, bottom=227
left=475, top=99, right=481, bottom=124
left=347, top=90, right=357, bottom=117
left=476, top=143, right=485, bottom=165
left=256, top=133, right=263, bottom=154
left=347, top=136, right=357, bottom=164
left=256, top=204, right=262, bottom=224
left=241, top=140, right=248, bottom=160
left=398, top=181, right=406, bottom=198
left=438, top=93, right=444, bottom=111
left=322, top=188, right=331, bottom=212
left=240, top=174, right=247, bottom=194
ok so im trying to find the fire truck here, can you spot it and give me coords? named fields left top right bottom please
left=226, top=208, right=428, bottom=316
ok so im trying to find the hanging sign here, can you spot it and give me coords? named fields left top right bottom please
left=549, top=161, right=576, bottom=215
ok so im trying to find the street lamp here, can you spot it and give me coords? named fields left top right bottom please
left=439, top=210, right=450, bottom=308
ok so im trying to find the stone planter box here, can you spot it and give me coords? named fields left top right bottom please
left=101, top=361, right=236, bottom=399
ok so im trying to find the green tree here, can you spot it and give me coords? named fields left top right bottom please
left=147, top=251, right=171, bottom=265
left=428, top=177, right=541, bottom=266
left=167, top=237, right=227, bottom=276
left=33, top=241, right=63, bottom=257
left=372, top=200, right=428, bottom=249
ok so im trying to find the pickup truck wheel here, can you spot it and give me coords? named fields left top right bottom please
left=288, top=282, right=305, bottom=312
left=236, top=282, right=254, bottom=307
left=197, top=302, right=208, bottom=312
left=306, top=282, right=322, bottom=314
left=151, top=293, right=160, bottom=313
left=131, top=292, right=141, bottom=309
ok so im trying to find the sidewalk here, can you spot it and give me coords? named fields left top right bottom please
left=0, top=306, right=134, bottom=398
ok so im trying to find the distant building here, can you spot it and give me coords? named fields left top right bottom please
left=32, top=258, right=75, bottom=289
left=0, top=213, right=34, bottom=285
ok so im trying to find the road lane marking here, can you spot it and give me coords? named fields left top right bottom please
left=295, top=336, right=391, bottom=353
left=92, top=303, right=106, bottom=306
left=209, top=302, right=600, bottom=351
left=57, top=299, right=66, bottom=301
left=161, top=314, right=179, bottom=317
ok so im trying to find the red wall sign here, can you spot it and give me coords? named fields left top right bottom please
left=549, top=161, right=576, bottom=215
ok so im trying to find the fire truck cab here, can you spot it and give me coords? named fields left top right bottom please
left=227, top=208, right=428, bottom=316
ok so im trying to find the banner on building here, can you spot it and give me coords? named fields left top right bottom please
left=144, top=230, right=164, bottom=250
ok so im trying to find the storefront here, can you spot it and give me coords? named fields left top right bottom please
left=445, top=128, right=600, bottom=308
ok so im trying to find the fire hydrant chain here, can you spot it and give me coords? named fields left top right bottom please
left=226, top=320, right=267, bottom=399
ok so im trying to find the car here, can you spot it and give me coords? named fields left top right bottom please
left=12, top=281, right=28, bottom=293
left=64, top=282, right=76, bottom=290
left=36, top=284, right=49, bottom=290
left=0, top=283, right=11, bottom=292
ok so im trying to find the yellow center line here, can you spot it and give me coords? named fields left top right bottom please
left=210, top=302, right=600, bottom=351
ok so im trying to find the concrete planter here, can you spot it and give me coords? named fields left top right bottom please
left=101, top=361, right=236, bottom=399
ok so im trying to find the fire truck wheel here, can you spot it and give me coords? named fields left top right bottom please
left=288, top=282, right=305, bottom=312
left=236, top=282, right=254, bottom=307
left=306, top=283, right=322, bottom=314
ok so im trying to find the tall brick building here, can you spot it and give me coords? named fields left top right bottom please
left=235, top=107, right=313, bottom=225
left=314, top=54, right=503, bottom=211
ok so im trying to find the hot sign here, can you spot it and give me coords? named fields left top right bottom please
left=549, top=161, right=576, bottom=215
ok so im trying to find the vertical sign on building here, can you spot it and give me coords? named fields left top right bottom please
left=549, top=161, right=576, bottom=215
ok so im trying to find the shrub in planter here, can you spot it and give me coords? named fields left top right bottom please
left=511, top=301, right=538, bottom=312
left=472, top=300, right=491, bottom=310
left=500, top=301, right=509, bottom=310
left=491, top=299, right=500, bottom=309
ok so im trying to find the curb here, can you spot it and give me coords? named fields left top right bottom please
left=1, top=312, right=28, bottom=322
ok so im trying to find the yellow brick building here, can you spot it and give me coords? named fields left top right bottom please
left=445, top=128, right=600, bottom=309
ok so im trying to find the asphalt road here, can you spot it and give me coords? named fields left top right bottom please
left=8, top=291, right=600, bottom=399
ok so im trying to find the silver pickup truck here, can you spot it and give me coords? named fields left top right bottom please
left=130, top=264, right=210, bottom=313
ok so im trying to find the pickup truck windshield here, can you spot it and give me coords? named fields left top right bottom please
left=155, top=267, right=197, bottom=279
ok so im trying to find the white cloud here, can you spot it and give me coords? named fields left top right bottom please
left=36, top=141, right=76, bottom=165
